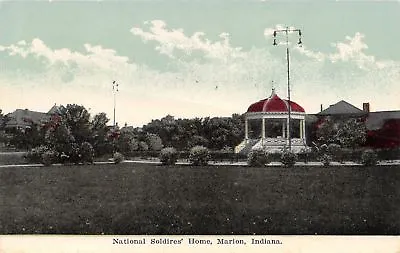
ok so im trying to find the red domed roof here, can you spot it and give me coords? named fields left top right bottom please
left=247, top=90, right=305, bottom=113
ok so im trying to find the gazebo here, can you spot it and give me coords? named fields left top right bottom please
left=235, top=89, right=308, bottom=154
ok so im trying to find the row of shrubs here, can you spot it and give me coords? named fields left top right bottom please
left=25, top=142, right=95, bottom=166
left=125, top=145, right=397, bottom=164
left=25, top=142, right=385, bottom=167
left=247, top=148, right=379, bottom=167
left=157, top=145, right=381, bottom=167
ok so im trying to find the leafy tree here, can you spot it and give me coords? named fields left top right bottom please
left=90, top=113, right=113, bottom=156
left=142, top=115, right=186, bottom=150
left=7, top=123, right=45, bottom=150
left=316, top=117, right=338, bottom=145
left=116, top=126, right=139, bottom=155
left=146, top=133, right=163, bottom=151
left=0, top=109, right=6, bottom=130
left=44, top=122, right=75, bottom=155
left=58, top=104, right=91, bottom=144
left=203, top=115, right=244, bottom=150
left=337, top=118, right=367, bottom=149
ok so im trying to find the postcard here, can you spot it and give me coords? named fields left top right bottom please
left=0, top=0, right=399, bottom=252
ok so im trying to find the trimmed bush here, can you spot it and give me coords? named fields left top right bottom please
left=280, top=150, right=297, bottom=167
left=113, top=152, right=124, bottom=164
left=361, top=149, right=378, bottom=166
left=319, top=153, right=332, bottom=167
left=41, top=150, right=58, bottom=166
left=25, top=145, right=49, bottom=163
left=189, top=145, right=210, bottom=166
left=80, top=142, right=94, bottom=164
left=160, top=147, right=178, bottom=165
left=247, top=149, right=271, bottom=167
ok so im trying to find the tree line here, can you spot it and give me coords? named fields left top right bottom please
left=0, top=105, right=245, bottom=158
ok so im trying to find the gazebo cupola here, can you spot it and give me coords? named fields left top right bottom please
left=235, top=89, right=307, bottom=154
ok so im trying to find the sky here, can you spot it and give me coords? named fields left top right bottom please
left=0, top=0, right=399, bottom=127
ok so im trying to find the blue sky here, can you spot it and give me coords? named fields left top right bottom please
left=1, top=0, right=399, bottom=126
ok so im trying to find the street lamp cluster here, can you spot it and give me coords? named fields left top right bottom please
left=272, top=27, right=302, bottom=151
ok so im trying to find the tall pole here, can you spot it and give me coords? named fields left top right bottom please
left=273, top=26, right=302, bottom=152
left=112, top=80, right=119, bottom=127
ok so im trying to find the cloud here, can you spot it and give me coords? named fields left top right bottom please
left=293, top=32, right=392, bottom=70
left=131, top=20, right=246, bottom=61
left=0, top=38, right=131, bottom=71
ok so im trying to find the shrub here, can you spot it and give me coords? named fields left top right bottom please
left=138, top=141, right=149, bottom=151
left=25, top=145, right=49, bottom=163
left=361, top=149, right=378, bottom=166
left=319, top=153, right=332, bottom=167
left=327, top=143, right=342, bottom=162
left=298, top=147, right=312, bottom=163
left=189, top=145, right=210, bottom=166
left=113, top=152, right=124, bottom=164
left=319, top=144, right=329, bottom=154
left=80, top=142, right=94, bottom=164
left=41, top=150, right=58, bottom=166
left=160, top=147, right=178, bottom=165
left=146, top=133, right=163, bottom=151
left=67, top=143, right=82, bottom=164
left=280, top=150, right=297, bottom=167
left=247, top=149, right=270, bottom=167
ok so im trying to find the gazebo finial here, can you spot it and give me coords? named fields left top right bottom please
left=270, top=80, right=276, bottom=97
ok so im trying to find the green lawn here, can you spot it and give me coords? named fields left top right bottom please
left=0, top=163, right=399, bottom=234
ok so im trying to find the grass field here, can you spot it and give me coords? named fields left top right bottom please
left=0, top=163, right=399, bottom=235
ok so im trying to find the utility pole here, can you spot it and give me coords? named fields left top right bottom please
left=273, top=26, right=302, bottom=151
left=112, top=80, right=119, bottom=127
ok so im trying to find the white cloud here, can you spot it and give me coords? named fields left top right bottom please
left=293, top=32, right=391, bottom=70
left=131, top=20, right=246, bottom=61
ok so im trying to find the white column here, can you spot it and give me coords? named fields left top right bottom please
left=245, top=118, right=248, bottom=140
left=282, top=120, right=286, bottom=138
left=302, top=119, right=306, bottom=141
left=300, top=120, right=303, bottom=139
left=286, top=117, right=290, bottom=142
left=261, top=118, right=265, bottom=139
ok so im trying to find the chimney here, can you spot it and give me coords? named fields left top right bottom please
left=363, top=102, right=370, bottom=113
left=320, top=104, right=323, bottom=112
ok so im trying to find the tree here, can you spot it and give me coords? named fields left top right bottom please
left=146, top=133, right=163, bottom=151
left=0, top=110, right=10, bottom=147
left=90, top=113, right=113, bottom=156
left=116, top=126, right=139, bottom=155
left=45, top=122, right=75, bottom=155
left=0, top=109, right=5, bottom=130
left=203, top=115, right=244, bottom=150
left=58, top=104, right=91, bottom=144
left=142, top=115, right=186, bottom=150
left=316, top=117, right=339, bottom=145
left=6, top=123, right=45, bottom=150
left=337, top=118, right=367, bottom=149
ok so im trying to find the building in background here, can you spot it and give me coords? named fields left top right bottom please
left=4, top=104, right=62, bottom=132
left=310, top=101, right=400, bottom=149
